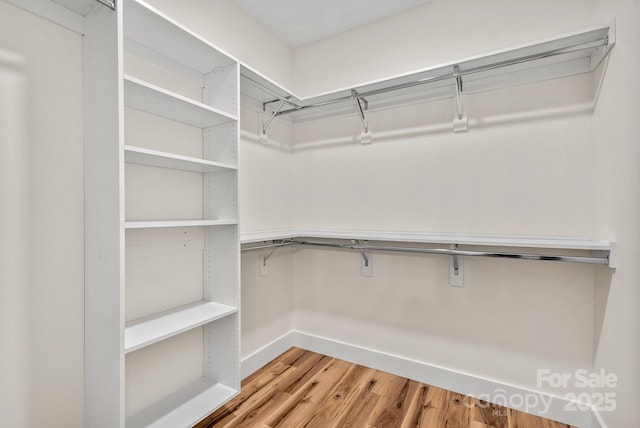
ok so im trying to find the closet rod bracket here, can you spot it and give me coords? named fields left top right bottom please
left=262, top=99, right=287, bottom=136
left=453, top=65, right=468, bottom=133
left=450, top=244, right=464, bottom=287
left=352, top=90, right=372, bottom=144
left=352, top=240, right=370, bottom=266
left=352, top=240, right=373, bottom=277
left=263, top=96, right=297, bottom=111
left=263, top=246, right=279, bottom=264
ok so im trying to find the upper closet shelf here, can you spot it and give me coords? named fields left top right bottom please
left=125, top=145, right=237, bottom=173
left=240, top=230, right=612, bottom=251
left=123, top=0, right=236, bottom=76
left=241, top=230, right=615, bottom=267
left=242, top=23, right=615, bottom=124
left=124, top=75, right=236, bottom=127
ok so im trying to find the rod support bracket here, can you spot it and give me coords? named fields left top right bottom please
left=352, top=90, right=372, bottom=143
left=352, top=240, right=370, bottom=266
left=262, top=99, right=287, bottom=137
left=353, top=240, right=373, bottom=277
left=450, top=244, right=464, bottom=287
left=453, top=65, right=468, bottom=133
left=263, top=246, right=279, bottom=264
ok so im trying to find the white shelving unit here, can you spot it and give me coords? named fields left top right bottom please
left=84, top=0, right=240, bottom=427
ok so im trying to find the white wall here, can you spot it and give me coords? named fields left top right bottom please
left=0, top=2, right=84, bottom=427
left=240, top=250, right=294, bottom=357
left=292, top=0, right=601, bottom=96
left=591, top=0, right=640, bottom=426
left=238, top=0, right=634, bottom=419
left=0, top=19, right=30, bottom=428
left=144, top=0, right=294, bottom=89
left=287, top=71, right=599, bottom=394
left=292, top=247, right=596, bottom=382
left=239, top=105, right=295, bottom=357
left=291, top=75, right=595, bottom=235
left=239, top=105, right=293, bottom=232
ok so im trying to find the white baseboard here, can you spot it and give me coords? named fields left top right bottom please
left=241, top=330, right=604, bottom=428
left=240, top=331, right=295, bottom=379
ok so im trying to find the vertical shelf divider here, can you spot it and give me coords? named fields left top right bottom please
left=203, top=61, right=241, bottom=392
left=83, top=4, right=125, bottom=428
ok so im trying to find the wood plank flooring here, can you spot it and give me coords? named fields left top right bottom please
left=196, top=348, right=576, bottom=428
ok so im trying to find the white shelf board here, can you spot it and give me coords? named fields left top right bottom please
left=243, top=24, right=614, bottom=124
left=124, top=75, right=236, bottom=128
left=126, top=378, right=237, bottom=428
left=125, top=145, right=237, bottom=173
left=240, top=230, right=297, bottom=244
left=240, top=229, right=613, bottom=251
left=125, top=301, right=237, bottom=353
left=123, top=0, right=236, bottom=75
left=125, top=219, right=237, bottom=229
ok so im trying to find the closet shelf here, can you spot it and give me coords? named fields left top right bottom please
left=126, top=378, right=237, bottom=428
left=124, top=0, right=236, bottom=76
left=125, top=301, right=237, bottom=354
left=242, top=24, right=615, bottom=124
left=241, top=230, right=614, bottom=266
left=125, top=145, right=237, bottom=173
left=124, top=75, right=236, bottom=128
left=240, top=230, right=612, bottom=251
left=125, top=219, right=237, bottom=229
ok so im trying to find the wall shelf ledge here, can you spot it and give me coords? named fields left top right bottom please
left=241, top=230, right=615, bottom=267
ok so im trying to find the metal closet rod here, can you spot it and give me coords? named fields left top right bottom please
left=263, top=37, right=608, bottom=118
left=241, top=239, right=610, bottom=265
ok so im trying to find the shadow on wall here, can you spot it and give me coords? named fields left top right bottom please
left=241, top=249, right=295, bottom=328
left=292, top=246, right=598, bottom=367
left=0, top=49, right=30, bottom=428
left=593, top=265, right=613, bottom=357
left=289, top=73, right=596, bottom=151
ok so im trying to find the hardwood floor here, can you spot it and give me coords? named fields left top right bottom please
left=196, top=348, right=576, bottom=428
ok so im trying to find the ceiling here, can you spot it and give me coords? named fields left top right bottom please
left=233, top=0, right=431, bottom=47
